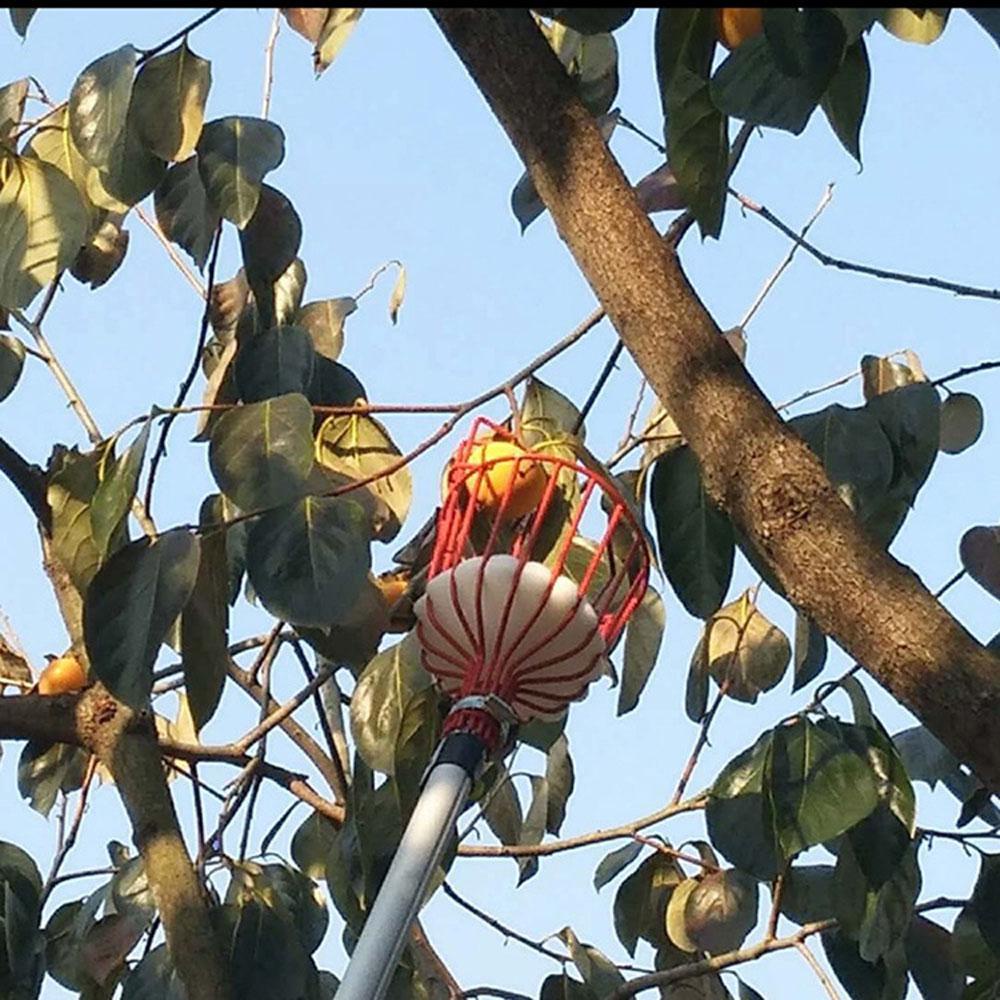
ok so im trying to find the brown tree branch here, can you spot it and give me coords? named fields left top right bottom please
left=431, top=8, right=1000, bottom=793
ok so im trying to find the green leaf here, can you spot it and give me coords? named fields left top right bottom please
left=130, top=41, right=211, bottom=161
left=70, top=216, right=129, bottom=290
left=650, top=445, right=734, bottom=619
left=558, top=926, right=626, bottom=996
left=616, top=584, right=664, bottom=715
left=865, top=383, right=940, bottom=504
left=83, top=530, right=200, bottom=708
left=780, top=864, right=836, bottom=925
left=545, top=734, right=575, bottom=836
left=17, top=740, right=87, bottom=817
left=711, top=10, right=847, bottom=134
left=768, top=718, right=880, bottom=862
left=153, top=157, right=220, bottom=270
left=697, top=589, right=791, bottom=703
left=517, top=775, right=549, bottom=885
left=706, top=731, right=780, bottom=880
left=482, top=766, right=523, bottom=848
left=790, top=403, right=895, bottom=520
left=821, top=38, right=870, bottom=162
left=393, top=685, right=442, bottom=818
left=120, top=945, right=187, bottom=1000
left=69, top=45, right=136, bottom=169
left=960, top=526, right=1000, bottom=601
left=654, top=8, right=715, bottom=92
left=593, top=842, right=642, bottom=892
left=297, top=297, right=356, bottom=362
left=539, top=974, right=595, bottom=1000
left=90, top=421, right=150, bottom=555
left=881, top=8, right=948, bottom=44
left=792, top=613, right=827, bottom=692
left=47, top=445, right=104, bottom=591
left=96, top=112, right=167, bottom=208
left=683, top=869, right=759, bottom=955
left=291, top=811, right=338, bottom=881
left=939, top=392, right=984, bottom=455
left=905, top=915, right=964, bottom=1000
left=197, top=116, right=285, bottom=228
left=315, top=412, right=413, bottom=542
left=542, top=9, right=634, bottom=34
left=613, top=851, right=683, bottom=956
left=520, top=375, right=584, bottom=445
left=313, top=8, right=364, bottom=76
left=664, top=68, right=728, bottom=238
left=239, top=185, right=303, bottom=330
left=0, top=78, right=27, bottom=142
left=0, top=154, right=88, bottom=310
left=245, top=495, right=371, bottom=627
left=822, top=930, right=908, bottom=1000
left=0, top=333, right=25, bottom=402
left=8, top=9, right=34, bottom=38
left=180, top=497, right=231, bottom=731
left=971, top=854, right=1000, bottom=955
left=309, top=356, right=367, bottom=409
left=350, top=634, right=432, bottom=775
left=968, top=8, right=1000, bottom=48
left=235, top=325, right=316, bottom=404
left=208, top=392, right=314, bottom=512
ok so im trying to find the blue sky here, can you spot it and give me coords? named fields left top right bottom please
left=3, top=8, right=1000, bottom=998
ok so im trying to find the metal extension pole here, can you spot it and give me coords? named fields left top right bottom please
left=337, top=734, right=483, bottom=1000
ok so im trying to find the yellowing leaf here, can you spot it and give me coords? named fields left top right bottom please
left=388, top=264, right=406, bottom=325
left=314, top=9, right=364, bottom=75
left=131, top=41, right=212, bottom=162
left=881, top=8, right=949, bottom=44
left=0, top=153, right=88, bottom=310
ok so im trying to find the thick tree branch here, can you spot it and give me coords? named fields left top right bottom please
left=431, top=8, right=1000, bottom=792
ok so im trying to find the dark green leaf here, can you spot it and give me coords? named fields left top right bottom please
left=17, top=740, right=87, bottom=817
left=968, top=8, right=1000, bottom=48
left=235, top=325, right=316, bottom=404
left=593, top=842, right=642, bottom=892
left=180, top=496, right=231, bottom=731
left=130, top=41, right=211, bottom=161
left=780, top=864, right=836, bottom=925
left=821, top=38, right=870, bottom=162
left=8, top=9, right=34, bottom=38
left=197, top=116, right=285, bottom=228
left=83, top=530, right=200, bottom=708
left=617, top=585, right=664, bottom=715
left=737, top=980, right=766, bottom=1000
left=154, top=157, right=220, bottom=270
left=69, top=216, right=129, bottom=290
left=309, top=356, right=367, bottom=408
left=539, top=973, right=595, bottom=1000
left=792, top=613, right=827, bottom=691
left=297, top=297, right=356, bottom=362
left=120, top=945, right=187, bottom=1000
left=613, top=851, right=683, bottom=956
left=865, top=383, right=940, bottom=504
left=654, top=8, right=716, bottom=94
left=518, top=775, right=549, bottom=884
left=906, top=915, right=963, bottom=1000
left=97, top=111, right=167, bottom=208
left=208, top=392, right=314, bottom=512
left=650, top=446, right=734, bottom=619
left=939, top=392, right=984, bottom=455
left=960, top=526, right=1000, bottom=601
left=350, top=634, right=432, bottom=775
left=664, top=68, right=727, bottom=238
left=0, top=333, right=25, bottom=402
left=90, top=421, right=150, bottom=555
left=69, top=46, right=136, bottom=169
left=239, top=185, right=303, bottom=330
left=47, top=445, right=104, bottom=591
left=545, top=734, right=575, bottom=835
left=245, top=495, right=371, bottom=627
left=822, top=930, right=907, bottom=1000
left=292, top=811, right=338, bottom=881
left=482, top=766, right=523, bottom=848
left=971, top=854, right=1000, bottom=955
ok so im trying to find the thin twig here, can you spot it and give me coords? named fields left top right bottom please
left=354, top=260, right=403, bottom=301
left=794, top=941, right=841, bottom=1000
left=456, top=795, right=705, bottom=859
left=138, top=8, right=224, bottom=63
left=135, top=206, right=207, bottom=298
left=573, top=339, right=624, bottom=435
left=617, top=115, right=666, bottom=155
left=765, top=864, right=788, bottom=942
left=934, top=569, right=965, bottom=600
left=261, top=9, right=282, bottom=119
left=739, top=185, right=834, bottom=330
left=734, top=189, right=1000, bottom=301
left=934, top=359, right=1000, bottom=387
left=40, top=755, right=97, bottom=906
left=671, top=683, right=728, bottom=806
left=145, top=225, right=222, bottom=513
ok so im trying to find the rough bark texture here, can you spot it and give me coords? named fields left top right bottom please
left=432, top=8, right=1000, bottom=791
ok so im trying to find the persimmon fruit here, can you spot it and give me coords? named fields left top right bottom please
left=715, top=8, right=764, bottom=50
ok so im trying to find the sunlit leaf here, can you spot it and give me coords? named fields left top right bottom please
left=613, top=851, right=684, bottom=956
left=0, top=78, right=28, bottom=141
left=69, top=45, right=136, bottom=169
left=558, top=925, right=626, bottom=996
left=683, top=869, right=758, bottom=955
left=313, top=8, right=364, bottom=76
left=388, top=265, right=406, bottom=325
left=130, top=41, right=211, bottom=161
left=0, top=333, right=25, bottom=402
left=881, top=8, right=949, bottom=44
left=70, top=216, right=129, bottom=289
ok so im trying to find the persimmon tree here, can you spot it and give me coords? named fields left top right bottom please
left=1, top=7, right=999, bottom=1000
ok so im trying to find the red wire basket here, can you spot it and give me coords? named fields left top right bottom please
left=414, top=417, right=651, bottom=750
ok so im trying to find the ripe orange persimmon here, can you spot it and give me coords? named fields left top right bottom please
left=375, top=571, right=410, bottom=608
left=463, top=438, right=548, bottom=521
left=37, top=653, right=87, bottom=695
left=715, top=8, right=764, bottom=50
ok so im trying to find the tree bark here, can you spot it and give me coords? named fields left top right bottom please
left=431, top=8, right=1000, bottom=792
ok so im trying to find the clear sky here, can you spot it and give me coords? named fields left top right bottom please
left=3, top=8, right=1000, bottom=999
